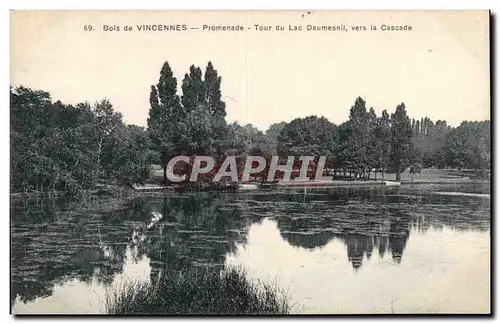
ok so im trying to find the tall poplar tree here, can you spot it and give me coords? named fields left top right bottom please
left=147, top=61, right=183, bottom=184
left=201, top=62, right=229, bottom=163
left=204, top=61, right=227, bottom=118
left=374, top=110, right=391, bottom=179
left=389, top=103, right=413, bottom=181
left=346, top=97, right=370, bottom=178
left=181, top=65, right=205, bottom=112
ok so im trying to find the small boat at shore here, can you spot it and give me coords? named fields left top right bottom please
left=385, top=181, right=401, bottom=187
left=239, top=184, right=258, bottom=190
left=174, top=182, right=238, bottom=192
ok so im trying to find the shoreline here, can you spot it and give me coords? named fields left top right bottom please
left=10, top=178, right=490, bottom=197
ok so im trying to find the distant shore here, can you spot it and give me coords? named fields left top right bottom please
left=10, top=171, right=490, bottom=197
left=274, top=178, right=489, bottom=188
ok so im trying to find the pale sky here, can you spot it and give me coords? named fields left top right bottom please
left=11, top=10, right=490, bottom=131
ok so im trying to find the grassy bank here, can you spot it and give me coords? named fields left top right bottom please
left=104, top=267, right=292, bottom=315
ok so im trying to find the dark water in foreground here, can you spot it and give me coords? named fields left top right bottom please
left=11, top=184, right=490, bottom=314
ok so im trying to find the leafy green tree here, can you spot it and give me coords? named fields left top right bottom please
left=203, top=62, right=228, bottom=164
left=181, top=65, right=205, bottom=113
left=343, top=97, right=371, bottom=178
left=276, top=116, right=337, bottom=181
left=365, top=107, right=379, bottom=179
left=333, top=122, right=353, bottom=177
left=147, top=61, right=183, bottom=184
left=372, top=110, right=391, bottom=179
left=277, top=116, right=337, bottom=159
left=424, top=120, right=450, bottom=168
left=414, top=119, right=421, bottom=135
left=204, top=61, right=226, bottom=118
left=182, top=104, right=215, bottom=156
left=10, top=87, right=99, bottom=193
left=151, top=62, right=230, bottom=181
left=261, top=122, right=287, bottom=156
left=92, top=99, right=123, bottom=179
left=411, top=117, right=451, bottom=168
left=389, top=103, right=413, bottom=181
left=11, top=86, right=154, bottom=194
left=224, top=123, right=264, bottom=156
left=444, top=121, right=490, bottom=174
left=11, top=87, right=51, bottom=191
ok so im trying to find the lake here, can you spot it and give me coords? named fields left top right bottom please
left=11, top=183, right=491, bottom=314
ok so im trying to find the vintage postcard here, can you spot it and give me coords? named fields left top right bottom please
left=10, top=10, right=491, bottom=315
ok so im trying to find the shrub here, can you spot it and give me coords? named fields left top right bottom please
left=104, top=266, right=291, bottom=315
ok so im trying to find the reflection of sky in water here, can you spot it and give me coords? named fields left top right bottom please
left=10, top=185, right=490, bottom=314
left=12, top=245, right=152, bottom=314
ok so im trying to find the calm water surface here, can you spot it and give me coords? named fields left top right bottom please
left=11, top=184, right=490, bottom=314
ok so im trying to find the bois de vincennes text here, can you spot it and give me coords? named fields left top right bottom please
left=97, top=23, right=412, bottom=33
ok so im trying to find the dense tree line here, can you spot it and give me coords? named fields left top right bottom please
left=274, top=99, right=490, bottom=181
left=411, top=117, right=490, bottom=173
left=275, top=98, right=413, bottom=181
left=10, top=60, right=490, bottom=193
left=146, top=60, right=489, bottom=182
left=10, top=87, right=155, bottom=194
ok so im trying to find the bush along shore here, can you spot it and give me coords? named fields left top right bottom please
left=104, top=266, right=292, bottom=315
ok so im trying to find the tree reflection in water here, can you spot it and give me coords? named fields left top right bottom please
left=11, top=193, right=258, bottom=305
left=11, top=184, right=490, bottom=306
left=266, top=185, right=489, bottom=270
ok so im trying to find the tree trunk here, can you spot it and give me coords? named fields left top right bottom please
left=96, top=137, right=104, bottom=179
left=396, top=171, right=401, bottom=181
left=374, top=170, right=378, bottom=180
left=382, top=169, right=385, bottom=180
left=163, top=166, right=167, bottom=185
